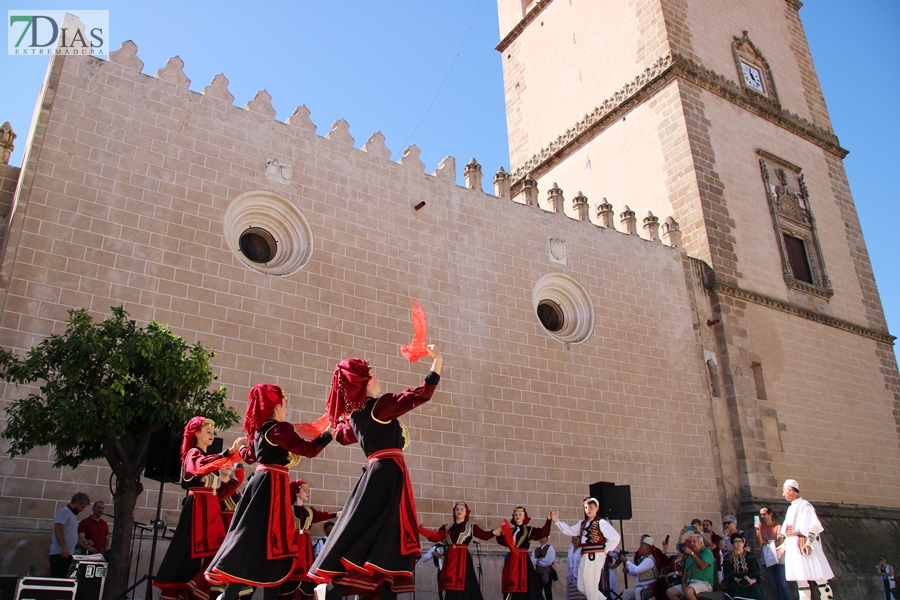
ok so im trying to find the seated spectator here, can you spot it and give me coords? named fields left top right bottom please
left=665, top=535, right=713, bottom=600
left=619, top=535, right=658, bottom=600
left=722, top=533, right=763, bottom=600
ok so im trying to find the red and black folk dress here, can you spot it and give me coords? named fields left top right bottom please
left=219, top=469, right=245, bottom=530
left=154, top=447, right=242, bottom=600
left=496, top=521, right=552, bottom=600
left=205, top=422, right=332, bottom=588
left=307, top=372, right=440, bottom=595
left=419, top=522, right=494, bottom=600
left=280, top=505, right=339, bottom=599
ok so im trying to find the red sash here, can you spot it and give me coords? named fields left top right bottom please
left=257, top=464, right=299, bottom=560
left=439, top=546, right=469, bottom=591
left=188, top=488, right=227, bottom=559
left=367, top=449, right=420, bottom=556
left=500, top=520, right=530, bottom=593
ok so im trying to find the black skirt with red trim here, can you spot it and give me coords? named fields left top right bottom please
left=205, top=467, right=297, bottom=588
left=307, top=458, right=415, bottom=594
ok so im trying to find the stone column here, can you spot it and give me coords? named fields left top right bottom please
left=493, top=167, right=511, bottom=199
left=620, top=205, right=637, bottom=235
left=597, top=198, right=614, bottom=228
left=572, top=191, right=589, bottom=221
left=464, top=158, right=482, bottom=190
left=547, top=183, right=564, bottom=213
left=523, top=178, right=539, bottom=207
left=643, top=211, right=660, bottom=241
left=662, top=216, right=682, bottom=249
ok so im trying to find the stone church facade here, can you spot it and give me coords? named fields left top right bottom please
left=0, top=1, right=897, bottom=599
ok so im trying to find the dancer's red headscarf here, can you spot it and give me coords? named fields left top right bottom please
left=325, top=358, right=372, bottom=427
left=181, top=416, right=214, bottom=460
left=244, top=384, right=284, bottom=443
left=511, top=506, right=531, bottom=525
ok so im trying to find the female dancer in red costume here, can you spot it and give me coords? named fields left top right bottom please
left=496, top=507, right=553, bottom=600
left=205, top=384, right=333, bottom=600
left=153, top=417, right=246, bottom=600
left=279, top=480, right=341, bottom=600
left=419, top=502, right=502, bottom=600
left=217, top=464, right=244, bottom=530
left=307, top=345, right=443, bottom=600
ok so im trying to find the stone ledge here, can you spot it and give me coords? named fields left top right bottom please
left=706, top=280, right=895, bottom=345
left=495, top=0, right=555, bottom=53
left=509, top=52, right=847, bottom=195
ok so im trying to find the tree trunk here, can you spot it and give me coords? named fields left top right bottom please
left=104, top=471, right=142, bottom=600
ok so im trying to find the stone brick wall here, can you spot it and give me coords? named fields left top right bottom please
left=0, top=45, right=723, bottom=583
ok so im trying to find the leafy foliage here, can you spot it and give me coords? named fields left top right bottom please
left=0, top=306, right=239, bottom=469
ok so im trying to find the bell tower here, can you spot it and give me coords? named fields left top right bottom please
left=496, top=0, right=900, bottom=520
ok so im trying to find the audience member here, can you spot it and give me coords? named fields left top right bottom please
left=313, top=521, right=334, bottom=557
left=665, top=535, right=713, bottom=600
left=722, top=532, right=763, bottom=600
left=532, top=536, right=556, bottom=600
left=721, top=516, right=742, bottom=558
left=49, top=492, right=90, bottom=577
left=77, top=501, right=109, bottom=555
left=619, top=535, right=658, bottom=600
left=877, top=556, right=894, bottom=600
left=565, top=535, right=586, bottom=600
left=755, top=507, right=790, bottom=600
left=699, top=519, right=723, bottom=573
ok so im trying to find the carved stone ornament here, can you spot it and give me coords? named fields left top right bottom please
left=265, top=158, right=293, bottom=184
left=548, top=237, right=567, bottom=265
left=758, top=153, right=832, bottom=298
left=732, top=31, right=780, bottom=107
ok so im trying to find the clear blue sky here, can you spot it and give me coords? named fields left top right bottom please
left=1, top=1, right=897, bottom=350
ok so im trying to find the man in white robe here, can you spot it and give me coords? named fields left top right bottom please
left=551, top=499, right=621, bottom=600
left=777, top=479, right=835, bottom=600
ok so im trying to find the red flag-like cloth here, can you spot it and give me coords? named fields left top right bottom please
left=500, top=520, right=530, bottom=594
left=295, top=414, right=330, bottom=442
left=400, top=299, right=429, bottom=362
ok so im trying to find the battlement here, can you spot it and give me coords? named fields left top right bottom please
left=44, top=39, right=685, bottom=254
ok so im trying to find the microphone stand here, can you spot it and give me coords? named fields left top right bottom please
left=472, top=540, right=484, bottom=594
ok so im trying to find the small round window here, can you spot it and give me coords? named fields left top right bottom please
left=239, top=227, right=277, bottom=264
left=223, top=190, right=314, bottom=276
left=537, top=300, right=564, bottom=332
left=532, top=273, right=595, bottom=344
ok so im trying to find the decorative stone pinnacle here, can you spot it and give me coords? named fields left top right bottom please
left=0, top=122, right=16, bottom=165
left=643, top=211, right=660, bottom=241
left=547, top=183, right=564, bottom=214
left=620, top=205, right=637, bottom=235
left=494, top=167, right=511, bottom=199
left=572, top=191, right=589, bottom=221
left=464, top=158, right=483, bottom=190
left=597, top=198, right=614, bottom=228
left=662, top=216, right=683, bottom=249
left=523, top=178, right=539, bottom=207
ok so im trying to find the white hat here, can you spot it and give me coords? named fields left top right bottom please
left=783, top=479, right=800, bottom=490
left=641, top=535, right=654, bottom=547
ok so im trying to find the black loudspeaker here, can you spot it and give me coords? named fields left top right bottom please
left=612, top=485, right=632, bottom=521
left=588, top=482, right=633, bottom=521
left=145, top=431, right=224, bottom=484
left=144, top=431, right=181, bottom=483
left=589, top=481, right=617, bottom=517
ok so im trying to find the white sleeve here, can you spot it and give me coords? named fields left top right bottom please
left=540, top=545, right=556, bottom=566
left=800, top=502, right=824, bottom=537
left=600, top=520, right=621, bottom=550
left=555, top=520, right=581, bottom=537
left=628, top=557, right=656, bottom=576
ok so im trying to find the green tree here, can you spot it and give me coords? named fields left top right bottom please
left=0, top=307, right=239, bottom=600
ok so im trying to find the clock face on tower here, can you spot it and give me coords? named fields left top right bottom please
left=741, top=62, right=765, bottom=94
